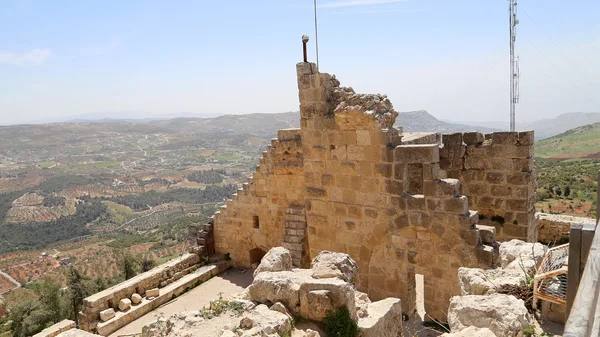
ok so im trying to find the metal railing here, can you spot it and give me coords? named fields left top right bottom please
left=563, top=170, right=600, bottom=336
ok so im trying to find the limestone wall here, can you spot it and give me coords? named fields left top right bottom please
left=79, top=253, right=199, bottom=332
left=212, top=62, right=529, bottom=321
left=213, top=128, right=306, bottom=266
left=536, top=212, right=597, bottom=244
left=439, top=132, right=536, bottom=241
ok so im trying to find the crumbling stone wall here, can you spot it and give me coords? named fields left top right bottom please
left=439, top=132, right=536, bottom=241
left=213, top=129, right=306, bottom=266
left=213, top=63, right=497, bottom=321
left=536, top=212, right=597, bottom=244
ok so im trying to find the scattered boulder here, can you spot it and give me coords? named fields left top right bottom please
left=458, top=267, right=525, bottom=296
left=248, top=270, right=306, bottom=313
left=442, top=326, right=497, bottom=337
left=357, top=298, right=403, bottom=337
left=131, top=293, right=143, bottom=305
left=253, top=247, right=293, bottom=278
left=99, top=308, right=115, bottom=322
left=499, top=240, right=547, bottom=273
left=118, top=298, right=132, bottom=311
left=448, top=294, right=531, bottom=337
left=146, top=288, right=160, bottom=298
left=298, top=278, right=356, bottom=321
left=239, top=304, right=292, bottom=336
left=310, top=251, right=359, bottom=285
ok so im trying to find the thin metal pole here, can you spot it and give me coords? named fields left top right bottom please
left=314, top=0, right=320, bottom=70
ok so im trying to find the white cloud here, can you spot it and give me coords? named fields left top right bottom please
left=319, top=0, right=408, bottom=9
left=0, top=48, right=51, bottom=66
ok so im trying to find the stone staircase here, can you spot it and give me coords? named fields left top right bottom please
left=282, top=205, right=307, bottom=267
left=469, top=211, right=500, bottom=268
left=189, top=219, right=215, bottom=258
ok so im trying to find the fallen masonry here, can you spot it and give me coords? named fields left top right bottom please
left=141, top=248, right=403, bottom=337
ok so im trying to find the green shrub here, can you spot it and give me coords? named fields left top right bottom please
left=322, top=306, right=359, bottom=337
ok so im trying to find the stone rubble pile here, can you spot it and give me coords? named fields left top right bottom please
left=447, top=240, right=544, bottom=336
left=142, top=248, right=403, bottom=337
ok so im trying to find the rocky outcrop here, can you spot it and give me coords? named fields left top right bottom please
left=441, top=326, right=497, bottom=337
left=310, top=251, right=359, bottom=285
left=448, top=294, right=531, bottom=337
left=253, top=247, right=292, bottom=278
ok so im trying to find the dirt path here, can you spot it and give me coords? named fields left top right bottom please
left=109, top=268, right=253, bottom=337
left=0, top=270, right=21, bottom=295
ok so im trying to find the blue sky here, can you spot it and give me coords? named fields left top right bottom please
left=1, top=0, right=599, bottom=126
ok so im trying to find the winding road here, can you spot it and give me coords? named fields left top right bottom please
left=0, top=270, right=21, bottom=295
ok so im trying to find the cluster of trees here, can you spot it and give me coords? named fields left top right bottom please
left=7, top=268, right=104, bottom=337
left=4, top=250, right=157, bottom=337
left=42, top=195, right=66, bottom=207
left=186, top=169, right=226, bottom=184
left=0, top=196, right=107, bottom=254
left=109, top=185, right=237, bottom=211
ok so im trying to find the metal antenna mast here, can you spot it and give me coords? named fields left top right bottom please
left=509, top=0, right=520, bottom=131
left=314, top=0, right=320, bottom=69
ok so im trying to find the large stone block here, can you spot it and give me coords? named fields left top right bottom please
left=463, top=132, right=484, bottom=146
left=448, top=294, right=531, bottom=337
left=491, top=132, right=518, bottom=145
left=145, top=288, right=159, bottom=298
left=357, top=298, right=403, bottom=337
left=254, top=247, right=293, bottom=278
left=394, top=144, right=439, bottom=164
left=99, top=308, right=115, bottom=322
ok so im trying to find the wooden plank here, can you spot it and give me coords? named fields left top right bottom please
left=564, top=220, right=600, bottom=337
left=567, top=224, right=583, bottom=316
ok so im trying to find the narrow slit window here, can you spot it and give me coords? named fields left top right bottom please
left=253, top=215, right=260, bottom=229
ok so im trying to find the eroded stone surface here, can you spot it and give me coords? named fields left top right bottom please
left=357, top=298, right=403, bottom=337
left=442, top=326, right=497, bottom=337
left=253, top=247, right=293, bottom=278
left=499, top=239, right=547, bottom=272
left=448, top=294, right=531, bottom=337
left=458, top=267, right=525, bottom=296
left=310, top=251, right=359, bottom=285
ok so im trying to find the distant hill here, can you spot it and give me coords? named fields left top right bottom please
left=535, top=122, right=600, bottom=159
left=522, top=112, right=600, bottom=140
left=396, top=110, right=500, bottom=133
left=149, top=110, right=499, bottom=137
left=4, top=110, right=498, bottom=138
left=451, top=112, right=600, bottom=140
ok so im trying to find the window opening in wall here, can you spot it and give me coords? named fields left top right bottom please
left=249, top=248, right=266, bottom=265
left=253, top=215, right=260, bottom=229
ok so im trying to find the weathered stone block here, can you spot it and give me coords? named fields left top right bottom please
left=485, top=172, right=505, bottom=184
left=463, top=132, right=484, bottom=146
left=491, top=132, right=518, bottom=145
left=99, top=308, right=115, bottom=322
left=118, top=298, right=131, bottom=312
left=443, top=133, right=463, bottom=146
left=394, top=144, right=439, bottom=164
left=145, top=288, right=159, bottom=298
left=518, top=131, right=534, bottom=146
left=131, top=293, right=142, bottom=305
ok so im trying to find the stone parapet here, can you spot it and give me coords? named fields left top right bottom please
left=79, top=253, right=200, bottom=332
left=536, top=212, right=597, bottom=244
left=32, top=320, right=76, bottom=337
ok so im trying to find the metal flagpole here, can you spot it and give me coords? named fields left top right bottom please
left=314, top=0, right=320, bottom=70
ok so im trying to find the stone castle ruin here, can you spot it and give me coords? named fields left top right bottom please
left=210, top=61, right=537, bottom=320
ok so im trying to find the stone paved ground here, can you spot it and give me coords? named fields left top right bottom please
left=109, top=268, right=253, bottom=337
